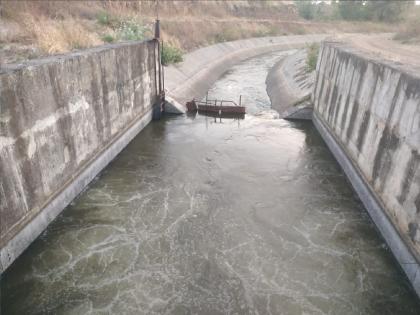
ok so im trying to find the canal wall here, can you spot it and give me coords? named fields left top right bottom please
left=266, top=49, right=315, bottom=119
left=0, top=34, right=328, bottom=273
left=0, top=34, right=327, bottom=273
left=165, top=34, right=326, bottom=103
left=0, top=40, right=160, bottom=272
left=312, top=41, right=420, bottom=295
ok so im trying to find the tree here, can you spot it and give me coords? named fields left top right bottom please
left=367, top=1, right=411, bottom=22
left=295, top=1, right=315, bottom=20
left=338, top=0, right=372, bottom=21
left=295, top=0, right=411, bottom=23
left=338, top=0, right=411, bottom=22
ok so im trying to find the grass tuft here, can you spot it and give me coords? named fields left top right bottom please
left=306, top=43, right=319, bottom=72
left=161, top=44, right=183, bottom=65
left=102, top=34, right=115, bottom=43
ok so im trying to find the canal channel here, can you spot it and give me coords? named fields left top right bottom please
left=1, top=52, right=419, bottom=314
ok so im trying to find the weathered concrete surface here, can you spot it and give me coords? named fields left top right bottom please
left=266, top=49, right=315, bottom=119
left=0, top=40, right=159, bottom=272
left=164, top=95, right=185, bottom=114
left=165, top=35, right=326, bottom=104
left=313, top=41, right=420, bottom=296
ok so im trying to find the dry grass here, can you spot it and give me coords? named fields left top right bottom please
left=1, top=1, right=102, bottom=56
left=20, top=14, right=101, bottom=54
left=0, top=0, right=403, bottom=64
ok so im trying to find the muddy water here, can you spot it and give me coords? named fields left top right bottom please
left=2, top=52, right=419, bottom=315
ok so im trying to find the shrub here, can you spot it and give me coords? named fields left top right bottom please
left=394, top=16, right=420, bottom=42
left=295, top=1, right=315, bottom=20
left=97, top=11, right=114, bottom=26
left=117, top=20, right=147, bottom=41
left=253, top=25, right=278, bottom=38
left=102, top=34, right=115, bottom=43
left=161, top=44, right=183, bottom=65
left=306, top=43, right=319, bottom=72
left=293, top=25, right=306, bottom=35
left=295, top=0, right=410, bottom=23
left=214, top=28, right=238, bottom=43
left=366, top=1, right=410, bottom=23
left=338, top=1, right=372, bottom=21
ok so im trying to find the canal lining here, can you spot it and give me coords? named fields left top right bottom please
left=313, top=112, right=420, bottom=297
left=0, top=110, right=153, bottom=272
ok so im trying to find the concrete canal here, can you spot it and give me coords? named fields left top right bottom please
left=2, top=52, right=419, bottom=314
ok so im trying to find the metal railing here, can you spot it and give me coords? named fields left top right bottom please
left=195, top=94, right=243, bottom=107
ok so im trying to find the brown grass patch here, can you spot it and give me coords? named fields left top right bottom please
left=20, top=14, right=100, bottom=54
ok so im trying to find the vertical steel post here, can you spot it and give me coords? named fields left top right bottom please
left=161, top=41, right=165, bottom=94
left=157, top=41, right=162, bottom=94
left=154, top=18, right=162, bottom=95
left=153, top=40, right=158, bottom=97
left=153, top=16, right=163, bottom=120
left=154, top=19, right=160, bottom=39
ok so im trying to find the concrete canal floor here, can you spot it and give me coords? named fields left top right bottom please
left=1, top=52, right=420, bottom=314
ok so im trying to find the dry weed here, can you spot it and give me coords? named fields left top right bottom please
left=21, top=14, right=100, bottom=53
left=0, top=0, right=405, bottom=64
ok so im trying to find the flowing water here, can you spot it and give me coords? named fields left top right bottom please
left=2, top=52, right=419, bottom=315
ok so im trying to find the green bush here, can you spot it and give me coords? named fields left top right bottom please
left=97, top=11, right=115, bottom=26
left=337, top=0, right=372, bottom=21
left=117, top=20, right=147, bottom=41
left=161, top=44, right=183, bottom=65
left=367, top=1, right=410, bottom=22
left=306, top=43, right=319, bottom=72
left=102, top=34, right=115, bottom=43
left=97, top=13, right=150, bottom=43
left=295, top=1, right=315, bottom=20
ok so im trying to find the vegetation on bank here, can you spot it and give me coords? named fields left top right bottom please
left=394, top=18, right=420, bottom=43
left=161, top=44, right=183, bottom=65
left=295, top=0, right=420, bottom=44
left=0, top=0, right=414, bottom=64
left=394, top=7, right=420, bottom=43
left=96, top=10, right=184, bottom=65
left=295, top=0, right=410, bottom=23
left=97, top=11, right=151, bottom=43
left=306, top=43, right=319, bottom=72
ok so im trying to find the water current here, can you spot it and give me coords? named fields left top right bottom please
left=2, top=51, right=419, bottom=314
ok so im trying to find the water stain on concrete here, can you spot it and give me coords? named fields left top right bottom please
left=372, top=126, right=400, bottom=192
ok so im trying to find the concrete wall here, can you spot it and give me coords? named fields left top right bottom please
left=266, top=49, right=314, bottom=119
left=0, top=40, right=159, bottom=272
left=0, top=34, right=328, bottom=273
left=313, top=41, right=420, bottom=295
left=165, top=35, right=326, bottom=103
